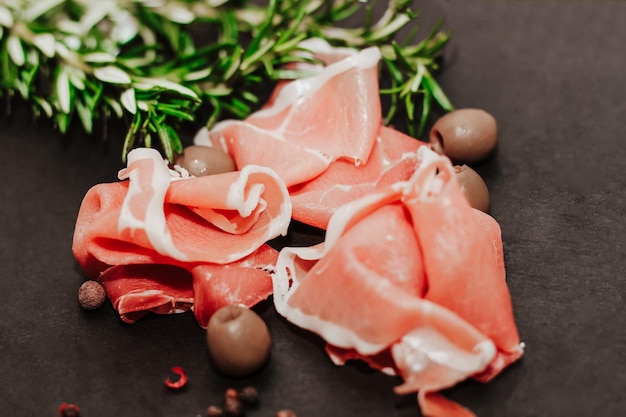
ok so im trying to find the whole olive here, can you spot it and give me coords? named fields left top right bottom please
left=429, top=108, right=498, bottom=164
left=206, top=304, right=271, bottom=377
left=174, top=145, right=236, bottom=177
left=454, top=164, right=490, bottom=213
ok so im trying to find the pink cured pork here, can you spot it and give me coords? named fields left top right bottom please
left=72, top=148, right=291, bottom=327
left=272, top=147, right=524, bottom=417
left=196, top=39, right=425, bottom=230
left=289, top=125, right=425, bottom=228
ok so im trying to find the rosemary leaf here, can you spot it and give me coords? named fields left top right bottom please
left=121, top=88, right=137, bottom=115
left=75, top=99, right=93, bottom=134
left=0, top=0, right=453, bottom=162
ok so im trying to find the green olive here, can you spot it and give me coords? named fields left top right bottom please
left=429, top=109, right=498, bottom=164
left=454, top=164, right=490, bottom=213
left=206, top=305, right=271, bottom=377
left=174, top=145, right=236, bottom=177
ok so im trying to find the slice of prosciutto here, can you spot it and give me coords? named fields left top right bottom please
left=272, top=147, right=524, bottom=417
left=196, top=39, right=425, bottom=230
left=289, top=126, right=425, bottom=228
left=72, top=148, right=291, bottom=327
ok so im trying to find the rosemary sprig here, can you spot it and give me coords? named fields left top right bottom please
left=0, top=0, right=453, bottom=162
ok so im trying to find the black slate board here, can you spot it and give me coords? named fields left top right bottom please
left=1, top=1, right=625, bottom=416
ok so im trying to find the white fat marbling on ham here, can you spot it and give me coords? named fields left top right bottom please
left=197, top=43, right=383, bottom=191
left=117, top=148, right=187, bottom=260
left=286, top=127, right=425, bottom=229
left=391, top=328, right=496, bottom=394
left=322, top=184, right=406, bottom=252
left=247, top=46, right=381, bottom=165
left=251, top=46, right=381, bottom=125
left=273, top=243, right=389, bottom=355
left=225, top=165, right=292, bottom=238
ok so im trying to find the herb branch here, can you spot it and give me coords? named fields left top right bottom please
left=0, top=0, right=453, bottom=162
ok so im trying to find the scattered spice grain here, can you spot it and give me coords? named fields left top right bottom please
left=77, top=280, right=106, bottom=310
left=164, top=366, right=188, bottom=389
left=238, top=386, right=259, bottom=406
left=222, top=388, right=244, bottom=416
left=58, top=403, right=80, bottom=417
left=206, top=405, right=224, bottom=417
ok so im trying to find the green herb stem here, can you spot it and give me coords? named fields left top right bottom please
left=0, top=0, right=453, bottom=162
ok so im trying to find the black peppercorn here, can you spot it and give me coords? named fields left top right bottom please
left=238, top=386, right=259, bottom=406
left=223, top=396, right=243, bottom=416
left=222, top=388, right=243, bottom=416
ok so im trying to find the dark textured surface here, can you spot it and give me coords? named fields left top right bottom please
left=1, top=1, right=625, bottom=416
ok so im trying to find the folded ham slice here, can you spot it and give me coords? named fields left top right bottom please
left=199, top=43, right=381, bottom=186
left=289, top=126, right=425, bottom=228
left=72, top=148, right=291, bottom=327
left=272, top=147, right=524, bottom=417
left=196, top=39, right=425, bottom=230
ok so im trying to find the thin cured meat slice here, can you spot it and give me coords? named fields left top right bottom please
left=98, top=264, right=195, bottom=324
left=199, top=43, right=382, bottom=181
left=191, top=244, right=277, bottom=328
left=199, top=121, right=332, bottom=188
left=403, top=150, right=524, bottom=382
left=417, top=392, right=477, bottom=417
left=97, top=246, right=277, bottom=327
left=239, top=44, right=382, bottom=165
left=201, top=43, right=380, bottom=162
left=72, top=148, right=291, bottom=326
left=289, top=126, right=425, bottom=229
left=273, top=196, right=497, bottom=409
left=271, top=147, right=523, bottom=417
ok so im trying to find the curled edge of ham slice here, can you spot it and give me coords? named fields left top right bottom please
left=271, top=147, right=524, bottom=417
left=288, top=125, right=426, bottom=229
left=95, top=245, right=277, bottom=328
left=72, top=147, right=291, bottom=326
left=97, top=263, right=195, bottom=324
left=73, top=147, right=291, bottom=270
